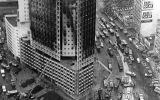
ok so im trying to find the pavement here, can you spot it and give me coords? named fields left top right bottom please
left=118, top=50, right=134, bottom=100
left=93, top=3, right=125, bottom=99
left=114, top=19, right=160, bottom=100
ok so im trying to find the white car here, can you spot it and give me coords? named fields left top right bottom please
left=139, top=94, right=144, bottom=100
left=137, top=58, right=140, bottom=63
left=0, top=69, right=5, bottom=77
left=126, top=71, right=136, bottom=77
left=2, top=85, right=6, bottom=92
left=146, top=58, right=149, bottom=62
left=129, top=38, right=132, bottom=42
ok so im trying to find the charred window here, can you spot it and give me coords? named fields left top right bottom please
left=80, top=0, right=96, bottom=59
left=29, top=0, right=57, bottom=50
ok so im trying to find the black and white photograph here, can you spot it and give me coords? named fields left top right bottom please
left=0, top=0, right=160, bottom=100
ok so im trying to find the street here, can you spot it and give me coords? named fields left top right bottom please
left=115, top=20, right=160, bottom=100
left=95, top=2, right=160, bottom=98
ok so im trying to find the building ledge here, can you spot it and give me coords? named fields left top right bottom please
left=6, top=15, right=17, bottom=27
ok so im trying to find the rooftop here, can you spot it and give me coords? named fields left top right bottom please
left=0, top=1, right=18, bottom=7
left=60, top=57, right=76, bottom=70
left=6, top=16, right=17, bottom=27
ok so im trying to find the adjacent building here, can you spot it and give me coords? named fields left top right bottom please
left=4, top=15, right=20, bottom=58
left=4, top=0, right=30, bottom=59
left=17, top=0, right=29, bottom=22
left=112, top=0, right=142, bottom=36
left=140, top=0, right=155, bottom=37
left=154, top=19, right=160, bottom=57
left=133, top=0, right=142, bottom=36
left=20, top=0, right=96, bottom=99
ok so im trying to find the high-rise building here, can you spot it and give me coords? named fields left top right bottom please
left=17, top=0, right=29, bottom=22
left=154, top=19, right=160, bottom=57
left=5, top=15, right=19, bottom=58
left=4, top=0, right=30, bottom=59
left=133, top=0, right=142, bottom=35
left=111, top=0, right=142, bottom=36
left=20, top=0, right=96, bottom=99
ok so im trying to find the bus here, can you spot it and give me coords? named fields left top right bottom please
left=116, top=55, right=123, bottom=72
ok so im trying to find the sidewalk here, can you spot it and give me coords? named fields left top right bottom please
left=149, top=57, right=160, bottom=80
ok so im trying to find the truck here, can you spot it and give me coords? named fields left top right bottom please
left=116, top=55, right=123, bottom=72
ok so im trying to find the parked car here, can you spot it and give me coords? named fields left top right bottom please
left=108, top=63, right=112, bottom=71
left=154, top=86, right=160, bottom=94
left=21, top=78, right=35, bottom=88
left=129, top=37, right=132, bottom=42
left=146, top=58, right=150, bottom=62
left=9, top=61, right=18, bottom=67
left=127, top=34, right=132, bottom=38
left=1, top=63, right=10, bottom=70
left=0, top=69, right=5, bottom=78
left=139, top=94, right=144, bottom=100
left=2, top=85, right=6, bottom=92
left=128, top=60, right=132, bottom=65
left=145, top=69, right=152, bottom=77
left=0, top=54, right=2, bottom=61
left=141, top=61, right=147, bottom=66
left=137, top=58, right=141, bottom=63
left=107, top=48, right=114, bottom=57
left=129, top=55, right=134, bottom=61
left=142, top=53, right=147, bottom=59
left=31, top=85, right=44, bottom=94
left=126, top=71, right=136, bottom=77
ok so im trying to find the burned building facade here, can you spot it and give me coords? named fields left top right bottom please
left=20, top=0, right=96, bottom=99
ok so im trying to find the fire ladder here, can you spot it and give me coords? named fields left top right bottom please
left=36, top=57, right=51, bottom=83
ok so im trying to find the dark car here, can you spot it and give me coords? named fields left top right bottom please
left=13, top=67, right=22, bottom=74
left=31, top=85, right=43, bottom=94
left=21, top=78, right=35, bottom=88
left=107, top=48, right=114, bottom=57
